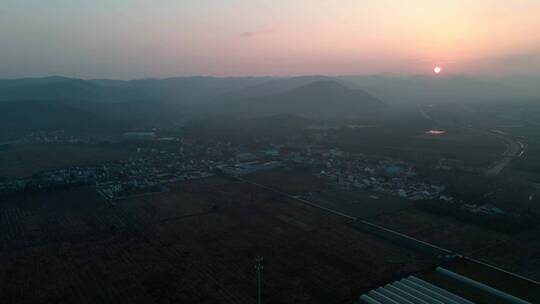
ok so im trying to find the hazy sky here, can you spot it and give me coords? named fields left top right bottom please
left=1, top=0, right=539, bottom=78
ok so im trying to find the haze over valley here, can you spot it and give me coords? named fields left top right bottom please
left=1, top=1, right=540, bottom=303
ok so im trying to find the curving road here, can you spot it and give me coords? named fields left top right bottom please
left=416, top=104, right=525, bottom=177
left=483, top=131, right=524, bottom=177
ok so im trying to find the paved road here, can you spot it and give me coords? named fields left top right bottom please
left=416, top=104, right=524, bottom=177
left=483, top=131, right=523, bottom=177
left=236, top=176, right=540, bottom=287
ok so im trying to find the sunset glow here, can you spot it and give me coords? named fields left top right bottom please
left=434, top=67, right=442, bottom=74
left=1, top=0, right=539, bottom=78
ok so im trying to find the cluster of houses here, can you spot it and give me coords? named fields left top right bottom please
left=0, top=137, right=510, bottom=220
left=460, top=203, right=506, bottom=216
left=315, top=153, right=447, bottom=201
left=285, top=146, right=509, bottom=217
left=0, top=140, right=286, bottom=199
left=0, top=141, right=225, bottom=198
left=18, top=130, right=96, bottom=144
left=217, top=160, right=282, bottom=177
left=218, top=144, right=452, bottom=203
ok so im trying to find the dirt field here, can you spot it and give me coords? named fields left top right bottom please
left=245, top=170, right=413, bottom=219
left=0, top=178, right=437, bottom=304
left=246, top=169, right=325, bottom=194
left=0, top=144, right=131, bottom=177
left=370, top=208, right=540, bottom=281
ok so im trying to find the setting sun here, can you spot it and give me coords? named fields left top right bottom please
left=434, top=66, right=442, bottom=74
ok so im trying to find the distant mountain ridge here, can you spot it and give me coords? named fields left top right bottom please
left=0, top=100, right=123, bottom=138
left=218, top=75, right=333, bottom=101
left=0, top=74, right=537, bottom=138
left=338, top=75, right=535, bottom=104
left=219, top=80, right=385, bottom=118
left=0, top=76, right=270, bottom=105
left=0, top=77, right=105, bottom=102
left=1, top=74, right=535, bottom=106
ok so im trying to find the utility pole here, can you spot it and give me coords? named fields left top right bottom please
left=255, top=256, right=264, bottom=304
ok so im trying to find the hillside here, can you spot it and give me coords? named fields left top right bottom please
left=0, top=101, right=123, bottom=138
left=220, top=80, right=385, bottom=118
left=339, top=75, right=532, bottom=105
left=218, top=75, right=333, bottom=101
left=0, top=76, right=269, bottom=105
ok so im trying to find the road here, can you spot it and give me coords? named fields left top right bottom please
left=483, top=130, right=524, bottom=177
left=234, top=175, right=540, bottom=287
left=416, top=104, right=525, bottom=177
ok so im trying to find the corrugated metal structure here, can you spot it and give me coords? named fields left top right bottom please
left=357, top=272, right=532, bottom=304
left=359, top=275, right=473, bottom=304
left=435, top=267, right=531, bottom=304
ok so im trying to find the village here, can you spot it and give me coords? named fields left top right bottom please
left=0, top=136, right=508, bottom=220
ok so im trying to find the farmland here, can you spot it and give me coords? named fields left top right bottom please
left=0, top=144, right=132, bottom=177
left=245, top=170, right=413, bottom=219
left=0, top=177, right=437, bottom=303
left=370, top=208, right=540, bottom=281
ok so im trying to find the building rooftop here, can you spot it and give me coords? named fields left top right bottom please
left=360, top=275, right=474, bottom=304
left=358, top=258, right=539, bottom=304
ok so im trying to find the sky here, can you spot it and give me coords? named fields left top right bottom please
left=1, top=0, right=539, bottom=79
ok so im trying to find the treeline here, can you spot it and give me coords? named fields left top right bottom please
left=415, top=199, right=539, bottom=233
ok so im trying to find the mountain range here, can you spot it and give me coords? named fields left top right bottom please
left=0, top=74, right=537, bottom=138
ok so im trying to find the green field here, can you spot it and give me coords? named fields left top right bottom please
left=0, top=144, right=132, bottom=177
